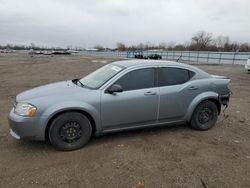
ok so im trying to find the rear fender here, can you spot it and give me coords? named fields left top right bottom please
left=185, top=91, right=219, bottom=122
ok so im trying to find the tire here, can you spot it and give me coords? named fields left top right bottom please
left=190, top=100, right=218, bottom=130
left=49, top=112, right=92, bottom=151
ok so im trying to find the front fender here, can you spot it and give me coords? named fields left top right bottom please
left=38, top=101, right=101, bottom=139
left=185, top=91, right=219, bottom=122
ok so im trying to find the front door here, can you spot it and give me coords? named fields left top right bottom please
left=101, top=68, right=159, bottom=130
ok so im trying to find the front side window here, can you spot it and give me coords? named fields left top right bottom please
left=158, top=67, right=194, bottom=86
left=79, top=64, right=124, bottom=89
left=115, top=68, right=155, bottom=91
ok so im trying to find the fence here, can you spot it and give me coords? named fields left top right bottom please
left=80, top=50, right=250, bottom=65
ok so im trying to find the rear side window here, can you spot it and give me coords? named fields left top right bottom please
left=158, top=67, right=194, bottom=86
left=115, top=68, right=155, bottom=91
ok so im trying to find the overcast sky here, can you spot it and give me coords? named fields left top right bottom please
left=0, top=0, right=249, bottom=48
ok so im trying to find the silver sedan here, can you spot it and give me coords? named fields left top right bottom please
left=8, top=60, right=230, bottom=151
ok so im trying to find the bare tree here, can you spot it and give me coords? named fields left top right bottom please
left=239, top=43, right=249, bottom=52
left=30, top=42, right=36, bottom=49
left=191, top=31, right=212, bottom=50
left=159, top=42, right=167, bottom=50
left=144, top=42, right=154, bottom=50
left=67, top=45, right=73, bottom=50
left=175, top=44, right=186, bottom=51
left=167, top=41, right=176, bottom=50
left=215, top=35, right=230, bottom=50
left=116, top=42, right=127, bottom=51
left=137, top=43, right=145, bottom=50
left=94, top=44, right=105, bottom=51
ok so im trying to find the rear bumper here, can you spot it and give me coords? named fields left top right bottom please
left=245, top=64, right=250, bottom=70
left=219, top=94, right=230, bottom=106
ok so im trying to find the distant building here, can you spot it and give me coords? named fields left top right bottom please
left=85, top=48, right=98, bottom=51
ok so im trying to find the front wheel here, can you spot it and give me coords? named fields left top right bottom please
left=49, top=112, right=92, bottom=151
left=190, top=100, right=218, bottom=130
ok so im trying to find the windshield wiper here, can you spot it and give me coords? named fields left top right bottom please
left=73, top=79, right=93, bottom=89
left=77, top=79, right=85, bottom=87
left=72, top=79, right=84, bottom=87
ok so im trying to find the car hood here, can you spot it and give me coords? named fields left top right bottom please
left=16, top=80, right=91, bottom=101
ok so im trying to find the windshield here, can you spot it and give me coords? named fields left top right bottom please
left=79, top=64, right=124, bottom=89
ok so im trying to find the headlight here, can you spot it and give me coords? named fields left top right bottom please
left=14, top=102, right=37, bottom=117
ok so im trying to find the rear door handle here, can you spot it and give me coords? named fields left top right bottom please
left=144, top=91, right=157, bottom=96
left=188, top=86, right=198, bottom=90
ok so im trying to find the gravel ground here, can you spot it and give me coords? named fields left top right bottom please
left=0, top=53, right=249, bottom=188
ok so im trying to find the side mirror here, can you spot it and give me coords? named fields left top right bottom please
left=106, top=84, right=123, bottom=94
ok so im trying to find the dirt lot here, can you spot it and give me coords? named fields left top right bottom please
left=0, top=53, right=250, bottom=188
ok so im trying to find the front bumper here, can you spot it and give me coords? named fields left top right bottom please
left=10, top=128, right=20, bottom=139
left=8, top=108, right=45, bottom=140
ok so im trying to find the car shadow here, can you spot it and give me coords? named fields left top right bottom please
left=15, top=123, right=191, bottom=151
left=14, top=140, right=54, bottom=152
left=89, top=123, right=191, bottom=146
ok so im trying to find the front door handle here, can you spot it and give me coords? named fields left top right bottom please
left=144, top=91, right=157, bottom=96
left=188, top=86, right=198, bottom=90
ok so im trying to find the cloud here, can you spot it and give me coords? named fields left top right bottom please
left=0, top=0, right=249, bottom=47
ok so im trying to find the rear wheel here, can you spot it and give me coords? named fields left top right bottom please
left=49, top=112, right=92, bottom=151
left=190, top=100, right=218, bottom=130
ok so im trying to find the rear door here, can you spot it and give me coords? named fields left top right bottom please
left=157, top=67, right=198, bottom=121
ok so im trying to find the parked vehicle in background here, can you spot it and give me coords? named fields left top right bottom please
left=146, top=54, right=162, bottom=60
left=0, top=49, right=15, bottom=53
left=245, top=57, right=250, bottom=72
left=8, top=60, right=230, bottom=151
left=134, top=54, right=162, bottom=60
left=134, top=54, right=144, bottom=59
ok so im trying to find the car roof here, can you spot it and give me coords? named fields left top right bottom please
left=112, top=59, right=195, bottom=69
left=111, top=60, right=211, bottom=78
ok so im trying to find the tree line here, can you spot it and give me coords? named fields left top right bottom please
left=1, top=31, right=249, bottom=52
left=115, top=31, right=250, bottom=52
left=0, top=43, right=70, bottom=51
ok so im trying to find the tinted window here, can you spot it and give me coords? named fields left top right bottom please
left=159, top=67, right=193, bottom=86
left=115, top=68, right=155, bottom=91
left=189, top=70, right=195, bottom=78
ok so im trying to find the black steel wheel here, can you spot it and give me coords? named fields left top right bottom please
left=59, top=121, right=82, bottom=143
left=49, top=112, right=92, bottom=151
left=190, top=100, right=218, bottom=130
